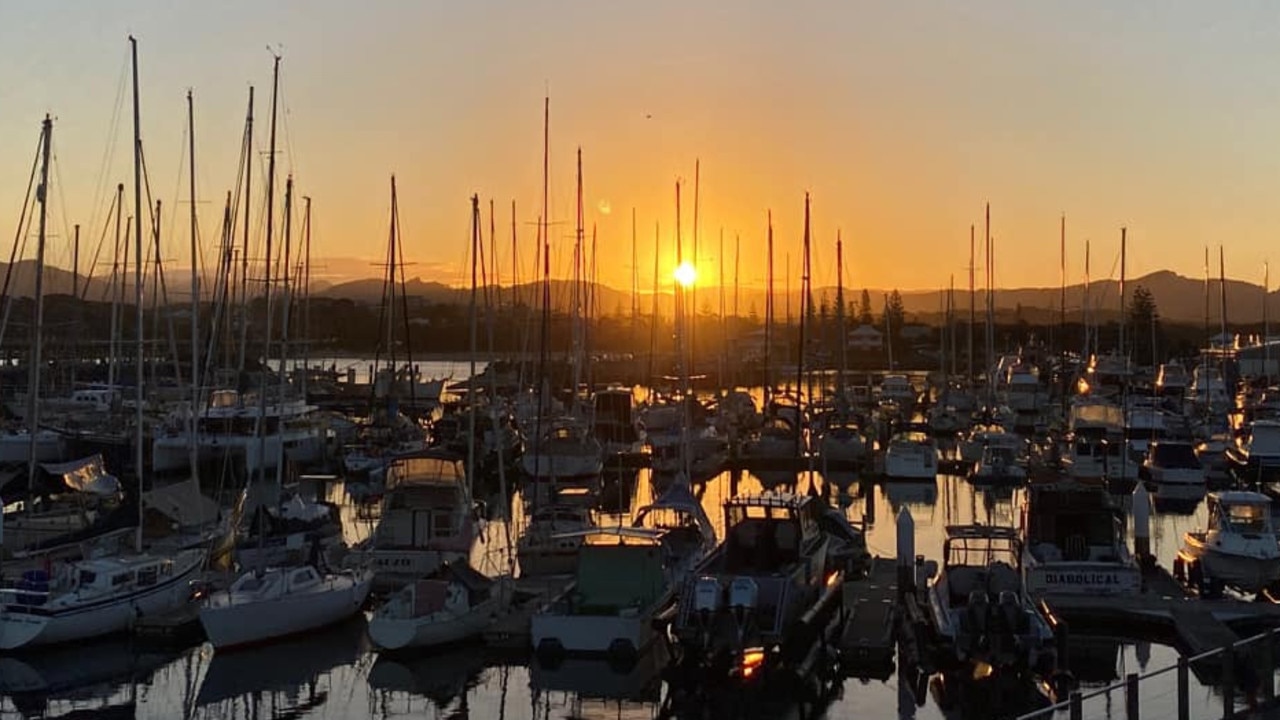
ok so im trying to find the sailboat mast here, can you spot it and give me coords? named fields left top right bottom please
left=836, top=231, right=846, bottom=397
left=237, top=87, right=254, bottom=375
left=1220, top=246, right=1229, bottom=345
left=968, top=224, right=975, bottom=382
left=256, top=53, right=280, bottom=485
left=130, top=36, right=145, bottom=552
left=468, top=196, right=480, bottom=500
left=631, top=208, right=638, bottom=355
left=794, top=194, right=810, bottom=458
left=765, top=212, right=773, bottom=406
left=1265, top=262, right=1271, bottom=384
left=1059, top=215, right=1066, bottom=363
left=1119, top=227, right=1127, bottom=358
left=690, top=159, right=699, bottom=379
left=187, top=89, right=201, bottom=486
left=25, top=116, right=52, bottom=498
left=302, top=196, right=312, bottom=399
left=109, top=183, right=124, bottom=392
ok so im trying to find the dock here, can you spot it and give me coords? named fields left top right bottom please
left=837, top=557, right=898, bottom=679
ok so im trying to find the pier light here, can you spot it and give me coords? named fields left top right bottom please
left=674, top=260, right=697, bottom=288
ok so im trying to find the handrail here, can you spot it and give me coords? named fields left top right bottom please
left=1015, top=625, right=1280, bottom=720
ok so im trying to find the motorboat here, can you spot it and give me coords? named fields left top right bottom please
left=367, top=561, right=511, bottom=652
left=1142, top=441, right=1206, bottom=488
left=521, top=417, right=604, bottom=483
left=969, top=444, right=1027, bottom=485
left=343, top=450, right=479, bottom=591
left=199, top=563, right=374, bottom=649
left=1227, top=420, right=1280, bottom=484
left=670, top=492, right=847, bottom=684
left=0, top=549, right=205, bottom=650
left=816, top=415, right=867, bottom=468
left=517, top=503, right=595, bottom=578
left=1179, top=491, right=1280, bottom=593
left=1021, top=481, right=1141, bottom=598
left=530, top=526, right=682, bottom=665
left=1061, top=433, right=1107, bottom=484
left=926, top=525, right=1057, bottom=675
left=1001, top=363, right=1043, bottom=414
left=1155, top=363, right=1189, bottom=398
left=877, top=374, right=917, bottom=409
left=883, top=432, right=937, bottom=481
left=959, top=427, right=1020, bottom=465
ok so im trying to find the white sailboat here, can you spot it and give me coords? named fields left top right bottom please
left=367, top=562, right=509, bottom=652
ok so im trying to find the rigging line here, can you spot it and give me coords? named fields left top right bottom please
left=51, top=144, right=78, bottom=272
left=80, top=183, right=120, bottom=301
left=84, top=45, right=130, bottom=246
left=0, top=132, right=44, bottom=304
left=277, top=65, right=300, bottom=180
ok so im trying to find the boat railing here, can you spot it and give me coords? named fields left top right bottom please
left=1015, top=625, right=1280, bottom=720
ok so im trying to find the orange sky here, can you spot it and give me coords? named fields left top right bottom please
left=5, top=2, right=1280, bottom=294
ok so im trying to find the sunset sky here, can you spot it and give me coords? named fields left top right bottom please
left=3, top=2, right=1280, bottom=294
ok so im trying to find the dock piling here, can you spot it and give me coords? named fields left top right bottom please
left=896, top=506, right=914, bottom=600
left=1177, top=656, right=1189, bottom=720
left=1068, top=690, right=1082, bottom=720
left=1131, top=483, right=1150, bottom=564
left=1124, top=672, right=1139, bottom=720
left=1221, top=646, right=1234, bottom=719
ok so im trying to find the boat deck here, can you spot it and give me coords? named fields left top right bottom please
left=838, top=557, right=897, bottom=678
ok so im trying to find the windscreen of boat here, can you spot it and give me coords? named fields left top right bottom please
left=1223, top=503, right=1271, bottom=534
left=1151, top=443, right=1200, bottom=469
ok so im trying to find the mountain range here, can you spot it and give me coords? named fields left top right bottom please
left=0, top=259, right=1269, bottom=325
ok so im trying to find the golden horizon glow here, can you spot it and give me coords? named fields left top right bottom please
left=674, top=261, right=698, bottom=288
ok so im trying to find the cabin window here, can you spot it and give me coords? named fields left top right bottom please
left=137, top=568, right=158, bottom=587
left=78, top=570, right=97, bottom=586
left=432, top=510, right=456, bottom=538
left=112, top=572, right=135, bottom=587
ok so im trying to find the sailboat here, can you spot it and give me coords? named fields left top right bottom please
left=1, top=52, right=205, bottom=650
left=817, top=232, right=867, bottom=469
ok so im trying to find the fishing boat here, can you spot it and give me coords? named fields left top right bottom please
left=926, top=525, right=1057, bottom=675
left=0, top=549, right=205, bottom=650
left=1020, top=481, right=1141, bottom=598
left=1227, top=419, right=1280, bottom=484
left=367, top=561, right=510, bottom=652
left=1178, top=491, right=1280, bottom=593
left=199, top=562, right=374, bottom=649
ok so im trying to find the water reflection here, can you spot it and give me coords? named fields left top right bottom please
left=0, top=466, right=1241, bottom=720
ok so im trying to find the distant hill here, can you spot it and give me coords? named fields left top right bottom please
left=0, top=259, right=1267, bottom=325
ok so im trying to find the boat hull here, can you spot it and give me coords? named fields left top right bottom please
left=368, top=596, right=500, bottom=652
left=1182, top=539, right=1280, bottom=593
left=0, top=552, right=203, bottom=650
left=531, top=608, right=655, bottom=659
left=198, top=570, right=373, bottom=649
left=1024, top=562, right=1142, bottom=597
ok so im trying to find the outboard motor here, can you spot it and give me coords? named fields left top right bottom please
left=693, top=576, right=721, bottom=627
left=729, top=576, right=759, bottom=627
left=959, top=590, right=989, bottom=659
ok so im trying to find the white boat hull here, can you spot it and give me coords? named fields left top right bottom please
left=0, top=432, right=64, bottom=464
left=368, top=596, right=501, bottom=651
left=0, top=551, right=203, bottom=650
left=199, top=569, right=373, bottom=649
left=531, top=608, right=655, bottom=657
left=1024, top=562, right=1141, bottom=597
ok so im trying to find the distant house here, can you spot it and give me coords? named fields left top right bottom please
left=848, top=324, right=883, bottom=352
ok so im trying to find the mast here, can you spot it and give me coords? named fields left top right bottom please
left=675, top=181, right=691, bottom=479
left=237, top=87, right=254, bottom=375
left=256, top=52, right=280, bottom=486
left=572, top=147, right=584, bottom=408
left=631, top=208, right=638, bottom=356
left=130, top=36, right=145, bottom=552
left=1119, top=227, right=1126, bottom=358
left=765, top=212, right=774, bottom=407
left=109, top=183, right=124, bottom=392
left=511, top=200, right=518, bottom=313
left=25, top=116, right=52, bottom=500
left=187, top=89, right=201, bottom=486
left=836, top=230, right=846, bottom=399
left=1084, top=239, right=1091, bottom=359
left=468, top=195, right=480, bottom=502
left=968, top=224, right=975, bottom=382
left=1265, top=262, right=1271, bottom=384
left=302, top=196, right=312, bottom=399
left=719, top=228, right=726, bottom=395
left=275, top=176, right=293, bottom=477
left=794, top=193, right=810, bottom=457
left=1059, top=215, right=1066, bottom=362
left=984, top=204, right=992, bottom=396
left=690, top=159, right=699, bottom=379
left=1219, top=246, right=1229, bottom=348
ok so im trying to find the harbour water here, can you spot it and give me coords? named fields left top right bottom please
left=0, top=463, right=1245, bottom=720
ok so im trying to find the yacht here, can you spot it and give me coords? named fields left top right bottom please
left=0, top=549, right=205, bottom=650
left=151, top=389, right=325, bottom=478
left=1021, top=481, right=1141, bottom=598
left=1155, top=363, right=1189, bottom=398
left=816, top=415, right=867, bottom=468
left=344, top=450, right=479, bottom=590
left=1188, top=363, right=1231, bottom=411
left=1001, top=363, right=1043, bottom=413
left=1143, top=441, right=1206, bottom=489
left=926, top=525, right=1057, bottom=675
left=883, top=432, right=938, bottom=481
left=1179, top=491, right=1280, bottom=593
left=877, top=374, right=917, bottom=409
left=521, top=417, right=604, bottom=483
left=592, top=386, right=640, bottom=456
left=516, top=504, right=595, bottom=578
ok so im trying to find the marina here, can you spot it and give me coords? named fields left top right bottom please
left=9, top=9, right=1280, bottom=719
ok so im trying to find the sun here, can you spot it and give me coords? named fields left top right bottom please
left=674, top=261, right=697, bottom=288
